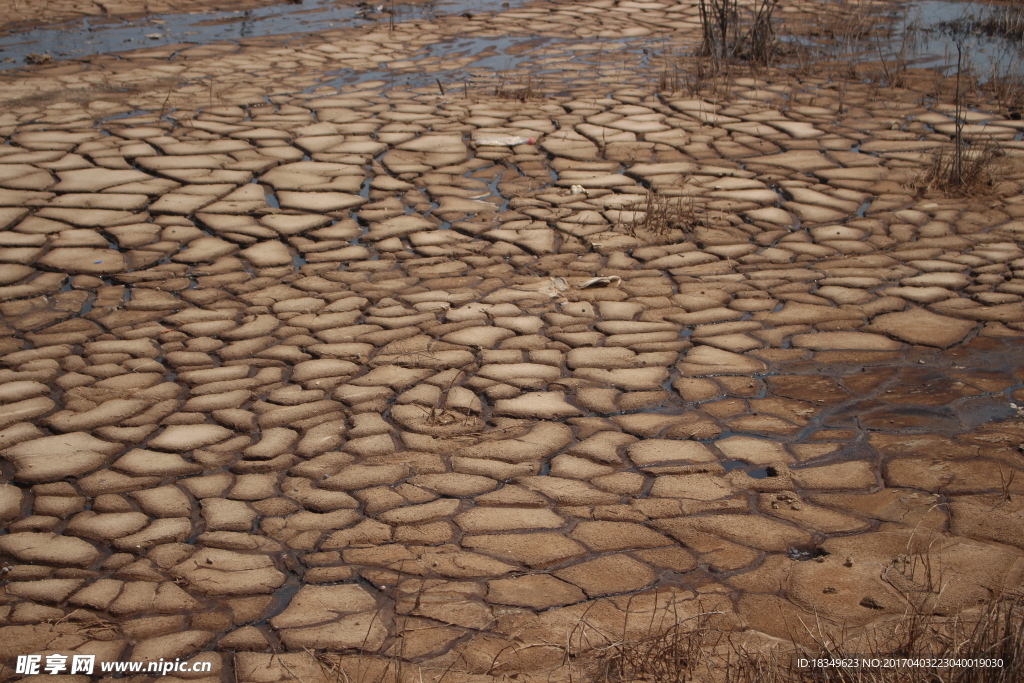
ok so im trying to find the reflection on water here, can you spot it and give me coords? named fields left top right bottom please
left=774, top=0, right=1022, bottom=83
left=903, top=0, right=1024, bottom=79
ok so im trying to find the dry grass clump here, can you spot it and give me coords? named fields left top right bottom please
left=618, top=192, right=704, bottom=240
left=493, top=73, right=541, bottom=101
left=807, top=0, right=888, bottom=45
left=980, top=70, right=1024, bottom=115
left=590, top=611, right=725, bottom=683
left=915, top=44, right=1006, bottom=197
left=588, top=592, right=1024, bottom=683
left=917, top=140, right=1001, bottom=197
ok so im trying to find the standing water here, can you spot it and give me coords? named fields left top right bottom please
left=0, top=0, right=523, bottom=71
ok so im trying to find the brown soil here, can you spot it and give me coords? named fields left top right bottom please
left=1, top=1, right=1024, bottom=682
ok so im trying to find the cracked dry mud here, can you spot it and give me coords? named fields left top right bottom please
left=1, top=0, right=1024, bottom=681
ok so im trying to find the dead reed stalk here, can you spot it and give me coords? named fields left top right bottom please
left=698, top=0, right=780, bottom=69
left=916, top=45, right=1003, bottom=196
left=588, top=592, right=1024, bottom=683
left=619, top=192, right=703, bottom=240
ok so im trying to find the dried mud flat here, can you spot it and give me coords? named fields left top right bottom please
left=1, top=0, right=1024, bottom=681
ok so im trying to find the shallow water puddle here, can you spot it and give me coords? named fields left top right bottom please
left=0, top=0, right=522, bottom=71
left=313, top=35, right=555, bottom=92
